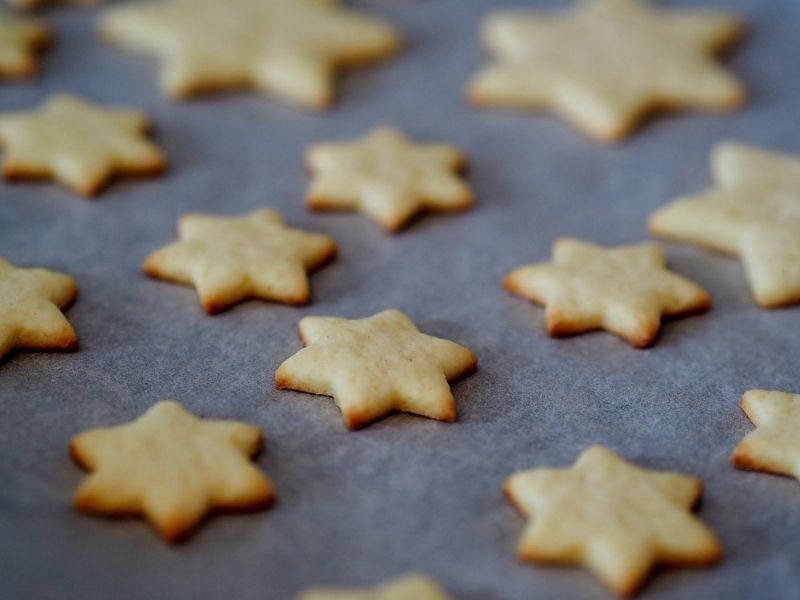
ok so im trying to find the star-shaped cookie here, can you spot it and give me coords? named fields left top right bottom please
left=0, top=257, right=77, bottom=360
left=0, top=11, right=48, bottom=78
left=143, top=209, right=337, bottom=314
left=275, top=309, right=477, bottom=430
left=306, top=126, right=474, bottom=232
left=467, top=0, right=744, bottom=142
left=504, top=238, right=710, bottom=348
left=98, top=0, right=400, bottom=108
left=650, top=142, right=800, bottom=308
left=733, top=389, right=800, bottom=482
left=70, top=400, right=275, bottom=542
left=298, top=573, right=452, bottom=600
left=505, top=445, right=721, bottom=597
left=0, top=94, right=165, bottom=196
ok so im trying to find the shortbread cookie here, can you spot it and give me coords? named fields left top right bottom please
left=0, top=257, right=77, bottom=360
left=0, top=94, right=165, bottom=195
left=144, top=209, right=337, bottom=314
left=306, top=126, right=473, bottom=232
left=504, top=238, right=710, bottom=348
left=733, top=390, right=800, bottom=481
left=467, top=0, right=744, bottom=142
left=70, top=400, right=274, bottom=542
left=0, top=11, right=48, bottom=77
left=649, top=142, right=800, bottom=308
left=99, top=0, right=400, bottom=108
left=275, top=309, right=477, bottom=430
left=298, top=573, right=452, bottom=600
left=505, top=445, right=721, bottom=597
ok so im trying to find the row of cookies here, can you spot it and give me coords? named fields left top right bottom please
left=66, top=383, right=800, bottom=599
left=2, top=0, right=745, bottom=143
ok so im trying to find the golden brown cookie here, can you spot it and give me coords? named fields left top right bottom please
left=298, top=573, right=452, bottom=600
left=143, top=209, right=337, bottom=314
left=0, top=10, right=49, bottom=77
left=0, top=256, right=77, bottom=360
left=70, top=400, right=275, bottom=542
left=0, top=94, right=165, bottom=195
left=99, top=0, right=400, bottom=108
left=306, top=126, right=473, bottom=232
left=467, top=0, right=744, bottom=142
left=504, top=238, right=710, bottom=348
left=275, top=309, right=477, bottom=430
left=505, top=445, right=721, bottom=597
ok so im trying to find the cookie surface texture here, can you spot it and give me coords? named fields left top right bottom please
left=275, top=309, right=477, bottom=430
left=503, top=238, right=710, bottom=348
left=0, top=257, right=77, bottom=360
left=505, top=445, right=721, bottom=597
left=0, top=11, right=48, bottom=77
left=0, top=93, right=165, bottom=195
left=297, top=573, right=452, bottom=600
left=650, top=142, right=800, bottom=308
left=70, top=400, right=275, bottom=542
left=143, top=208, right=337, bottom=314
left=467, top=0, right=744, bottom=141
left=733, top=389, right=800, bottom=481
left=99, top=0, right=400, bottom=107
left=306, top=126, right=473, bottom=231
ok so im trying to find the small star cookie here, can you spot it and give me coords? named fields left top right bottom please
left=649, top=142, right=800, bottom=308
left=0, top=94, right=165, bottom=196
left=505, top=445, right=721, bottom=597
left=275, top=309, right=477, bottom=430
left=0, top=257, right=77, bottom=360
left=0, top=11, right=48, bottom=78
left=733, top=389, right=800, bottom=482
left=70, top=400, right=275, bottom=542
left=98, top=0, right=400, bottom=108
left=503, top=238, right=710, bottom=348
left=467, top=0, right=744, bottom=142
left=143, top=209, right=337, bottom=314
left=306, top=126, right=474, bottom=232
left=298, top=573, right=452, bottom=600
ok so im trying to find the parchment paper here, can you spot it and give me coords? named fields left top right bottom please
left=1, top=1, right=799, bottom=598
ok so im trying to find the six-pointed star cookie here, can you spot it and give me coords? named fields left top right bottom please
left=306, top=126, right=474, bottom=232
left=650, top=142, right=800, bottom=308
left=298, top=573, right=452, bottom=600
left=275, top=309, right=477, bottom=430
left=504, top=238, right=710, bottom=348
left=0, top=94, right=165, bottom=195
left=143, top=209, right=337, bottom=314
left=732, top=389, right=800, bottom=482
left=0, top=257, right=77, bottom=360
left=467, top=0, right=744, bottom=142
left=505, top=445, right=721, bottom=597
left=0, top=11, right=48, bottom=77
left=70, top=400, right=275, bottom=542
left=98, top=0, right=400, bottom=108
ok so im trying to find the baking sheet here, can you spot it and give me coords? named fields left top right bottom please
left=2, top=1, right=800, bottom=598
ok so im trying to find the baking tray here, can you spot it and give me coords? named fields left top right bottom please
left=1, top=1, right=799, bottom=598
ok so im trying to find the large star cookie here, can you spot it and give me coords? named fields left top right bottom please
left=504, top=238, right=710, bottom=348
left=733, top=389, right=800, bottom=482
left=275, top=309, right=477, bottom=430
left=0, top=257, right=77, bottom=360
left=467, top=0, right=744, bottom=142
left=306, top=126, right=473, bottom=232
left=144, top=209, right=337, bottom=314
left=650, top=142, right=800, bottom=308
left=0, top=11, right=48, bottom=77
left=505, top=445, right=721, bottom=597
left=0, top=94, right=165, bottom=196
left=99, top=0, right=400, bottom=108
left=70, top=400, right=275, bottom=542
left=298, top=573, right=451, bottom=600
